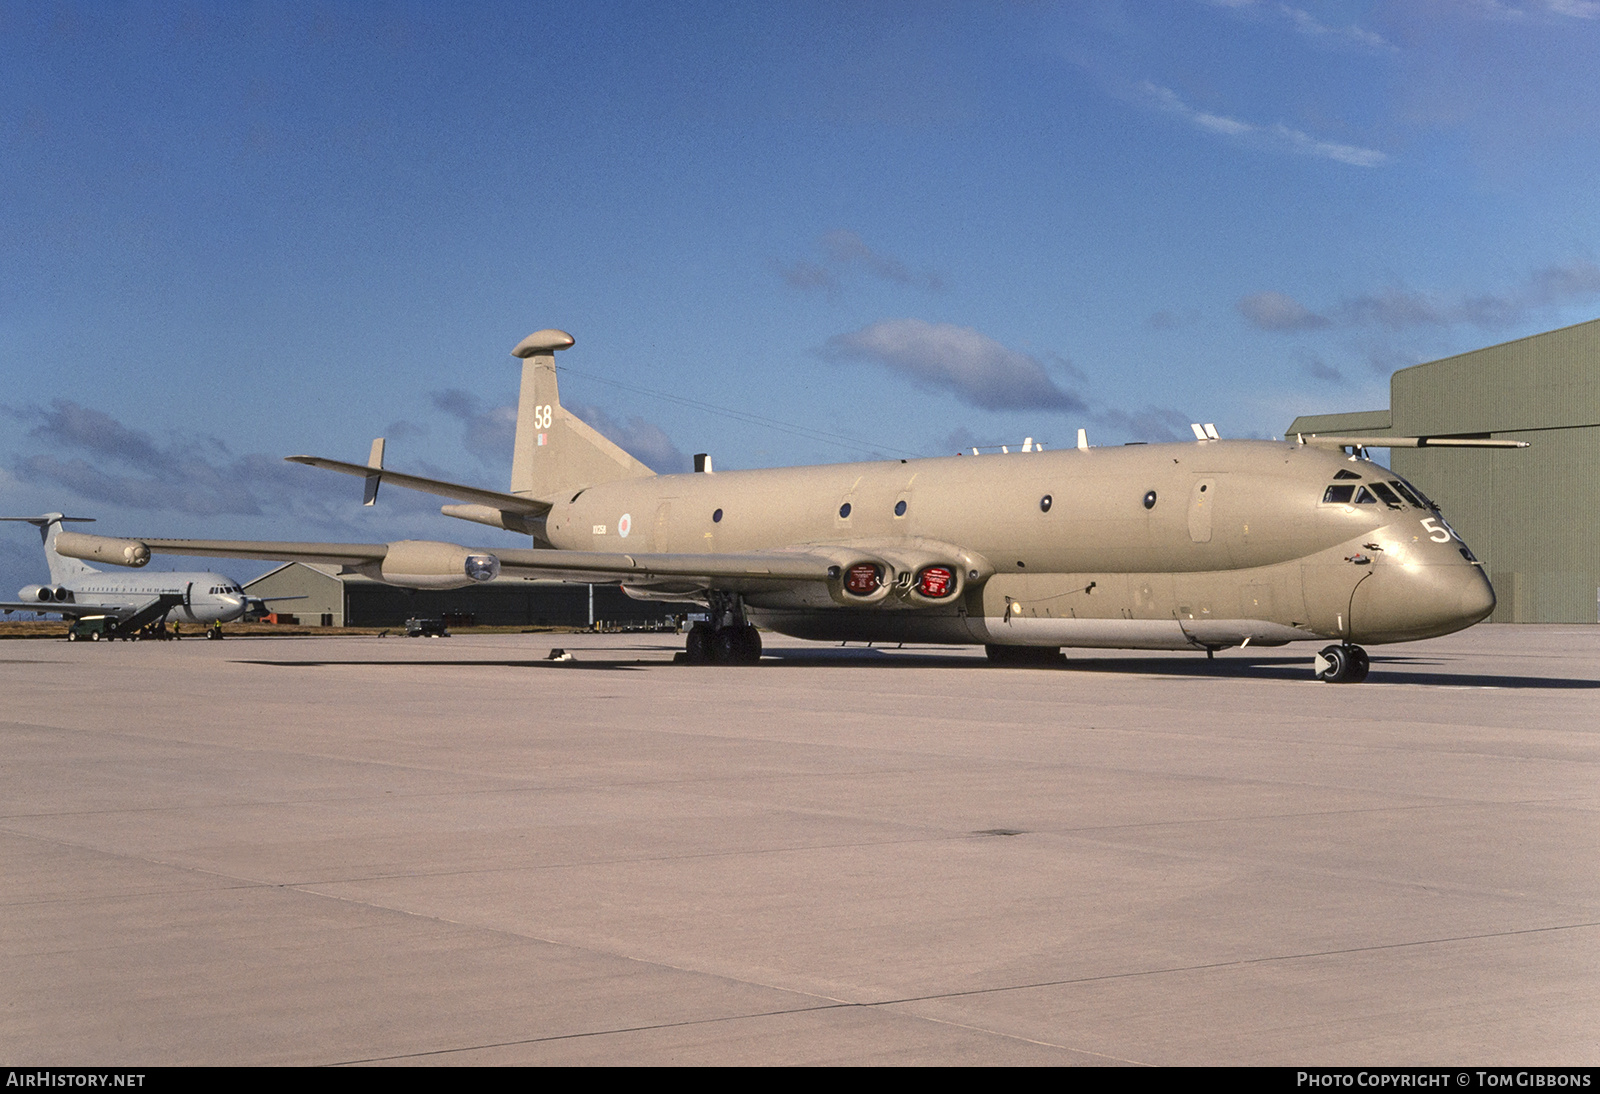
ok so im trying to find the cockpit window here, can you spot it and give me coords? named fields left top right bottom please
left=1353, top=486, right=1378, bottom=504
left=1322, top=485, right=1355, bottom=504
left=1391, top=476, right=1438, bottom=510
left=1386, top=481, right=1421, bottom=508
left=1368, top=482, right=1403, bottom=508
left=1334, top=469, right=1361, bottom=480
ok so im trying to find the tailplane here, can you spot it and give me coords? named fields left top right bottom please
left=510, top=330, right=655, bottom=501
left=1, top=514, right=98, bottom=584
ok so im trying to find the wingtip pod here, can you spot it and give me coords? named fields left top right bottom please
left=369, top=540, right=501, bottom=590
left=54, top=531, right=150, bottom=568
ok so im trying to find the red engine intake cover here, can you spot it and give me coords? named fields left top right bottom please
left=916, top=566, right=954, bottom=598
left=845, top=563, right=881, bottom=595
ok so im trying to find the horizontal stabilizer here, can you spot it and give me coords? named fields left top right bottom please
left=287, top=456, right=551, bottom=515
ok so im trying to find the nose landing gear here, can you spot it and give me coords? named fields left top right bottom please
left=1314, top=643, right=1370, bottom=683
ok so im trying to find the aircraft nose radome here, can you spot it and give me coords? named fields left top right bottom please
left=1461, top=568, right=1496, bottom=624
left=1351, top=557, right=1496, bottom=643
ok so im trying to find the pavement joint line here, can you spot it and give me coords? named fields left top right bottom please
left=27, top=815, right=1589, bottom=1066
left=320, top=920, right=1600, bottom=1066
left=872, top=918, right=1600, bottom=1008
left=325, top=997, right=1143, bottom=1067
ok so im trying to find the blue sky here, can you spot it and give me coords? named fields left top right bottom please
left=4, top=1, right=1599, bottom=593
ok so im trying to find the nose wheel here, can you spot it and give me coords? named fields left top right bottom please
left=1314, top=643, right=1370, bottom=683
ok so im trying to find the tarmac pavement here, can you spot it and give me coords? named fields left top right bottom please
left=2, top=625, right=1597, bottom=1065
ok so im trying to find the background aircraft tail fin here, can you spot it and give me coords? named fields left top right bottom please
left=1, top=514, right=99, bottom=584
left=509, top=329, right=656, bottom=501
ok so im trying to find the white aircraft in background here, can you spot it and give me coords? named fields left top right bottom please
left=1, top=514, right=252, bottom=639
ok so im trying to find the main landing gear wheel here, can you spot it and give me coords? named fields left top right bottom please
left=713, top=623, right=762, bottom=664
left=683, top=622, right=762, bottom=664
left=1314, top=643, right=1370, bottom=683
left=684, top=624, right=714, bottom=663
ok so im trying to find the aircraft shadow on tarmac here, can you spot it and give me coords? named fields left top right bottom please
left=235, top=658, right=649, bottom=672
left=236, top=649, right=1600, bottom=689
left=757, top=648, right=1600, bottom=689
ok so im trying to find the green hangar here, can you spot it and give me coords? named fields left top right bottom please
left=1289, top=317, right=1600, bottom=623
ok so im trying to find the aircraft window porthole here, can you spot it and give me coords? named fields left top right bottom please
left=839, top=502, right=851, bottom=519
left=894, top=500, right=907, bottom=517
left=712, top=508, right=723, bottom=523
left=1040, top=495, right=1053, bottom=513
left=1143, top=490, right=1157, bottom=509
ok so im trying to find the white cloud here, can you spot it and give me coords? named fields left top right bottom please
left=1462, top=0, right=1600, bottom=19
left=1142, top=83, right=1388, bottom=167
left=776, top=230, right=943, bottom=294
left=432, top=388, right=688, bottom=474
left=1204, top=1, right=1397, bottom=50
left=431, top=390, right=517, bottom=468
left=1241, top=261, right=1600, bottom=335
left=1342, top=261, right=1600, bottom=330
left=1278, top=4, right=1398, bottom=51
left=823, top=319, right=1086, bottom=412
left=1238, top=291, right=1331, bottom=331
left=1, top=399, right=371, bottom=523
left=771, top=259, right=838, bottom=293
left=565, top=404, right=690, bottom=473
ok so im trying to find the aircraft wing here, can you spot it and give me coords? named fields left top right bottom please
left=287, top=456, right=551, bottom=515
left=490, top=547, right=837, bottom=589
left=1297, top=433, right=1529, bottom=449
left=0, top=594, right=182, bottom=623
left=53, top=531, right=988, bottom=608
left=53, top=532, right=839, bottom=589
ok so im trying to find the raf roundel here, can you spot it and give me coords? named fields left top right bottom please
left=617, top=513, right=632, bottom=538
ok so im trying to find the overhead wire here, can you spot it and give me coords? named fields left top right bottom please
left=556, top=365, right=930, bottom=459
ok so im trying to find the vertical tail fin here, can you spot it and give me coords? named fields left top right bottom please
left=509, top=329, right=655, bottom=500
left=1, top=514, right=99, bottom=584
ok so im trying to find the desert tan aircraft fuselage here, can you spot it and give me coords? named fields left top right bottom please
left=56, top=327, right=1516, bottom=682
left=538, top=439, right=1494, bottom=657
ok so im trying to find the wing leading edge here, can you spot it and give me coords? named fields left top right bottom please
left=50, top=532, right=982, bottom=608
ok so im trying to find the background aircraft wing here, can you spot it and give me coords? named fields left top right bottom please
left=0, top=593, right=181, bottom=624
left=287, top=456, right=551, bottom=514
left=0, top=600, right=103, bottom=618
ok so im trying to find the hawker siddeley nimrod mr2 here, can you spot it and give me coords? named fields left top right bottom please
left=55, top=328, right=1525, bottom=681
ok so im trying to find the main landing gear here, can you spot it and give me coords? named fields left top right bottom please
left=1314, top=643, right=1370, bottom=683
left=684, top=622, right=762, bottom=664
left=681, top=593, right=763, bottom=664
